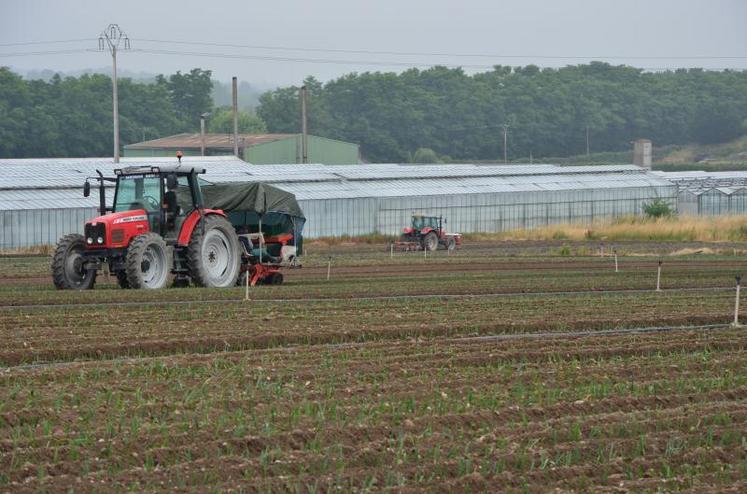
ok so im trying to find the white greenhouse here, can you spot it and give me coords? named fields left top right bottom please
left=0, top=157, right=677, bottom=249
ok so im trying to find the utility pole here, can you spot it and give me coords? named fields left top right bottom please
left=502, top=124, right=509, bottom=164
left=300, top=85, right=308, bottom=164
left=200, top=113, right=209, bottom=157
left=98, top=24, right=130, bottom=164
left=586, top=125, right=590, bottom=156
left=232, top=77, right=239, bottom=158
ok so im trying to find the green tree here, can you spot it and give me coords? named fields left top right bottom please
left=156, top=68, right=213, bottom=130
left=207, top=106, right=267, bottom=134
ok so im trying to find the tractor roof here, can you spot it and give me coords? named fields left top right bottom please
left=114, top=164, right=206, bottom=176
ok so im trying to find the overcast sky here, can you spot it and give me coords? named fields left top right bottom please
left=1, top=0, right=745, bottom=88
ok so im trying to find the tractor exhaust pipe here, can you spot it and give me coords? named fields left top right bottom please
left=96, top=169, right=106, bottom=216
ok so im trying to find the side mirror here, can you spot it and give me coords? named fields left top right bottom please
left=83, top=181, right=91, bottom=197
left=166, top=174, right=178, bottom=190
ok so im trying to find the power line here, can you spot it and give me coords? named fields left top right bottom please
left=134, top=37, right=747, bottom=61
left=0, top=43, right=744, bottom=72
left=132, top=48, right=500, bottom=69
left=131, top=48, right=746, bottom=71
left=2, top=37, right=745, bottom=61
left=0, top=49, right=94, bottom=57
left=0, top=39, right=92, bottom=47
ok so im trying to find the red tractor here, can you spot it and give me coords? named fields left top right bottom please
left=396, top=214, right=461, bottom=252
left=51, top=163, right=304, bottom=290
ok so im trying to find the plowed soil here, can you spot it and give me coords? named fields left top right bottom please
left=0, top=240, right=745, bottom=492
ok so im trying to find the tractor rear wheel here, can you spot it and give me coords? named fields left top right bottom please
left=422, top=231, right=439, bottom=251
left=51, top=234, right=96, bottom=290
left=186, top=215, right=241, bottom=288
left=125, top=233, right=173, bottom=289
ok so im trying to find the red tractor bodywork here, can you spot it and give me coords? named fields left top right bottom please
left=85, top=208, right=227, bottom=252
left=395, top=215, right=462, bottom=252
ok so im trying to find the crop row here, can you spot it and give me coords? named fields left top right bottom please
left=0, top=288, right=742, bottom=366
left=1, top=328, right=745, bottom=491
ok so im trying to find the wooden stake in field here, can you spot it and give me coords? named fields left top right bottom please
left=614, top=249, right=618, bottom=273
left=600, top=242, right=605, bottom=257
left=390, top=241, right=394, bottom=258
left=733, top=275, right=742, bottom=327
left=244, top=271, right=250, bottom=301
left=656, top=260, right=662, bottom=292
left=327, top=256, right=332, bottom=281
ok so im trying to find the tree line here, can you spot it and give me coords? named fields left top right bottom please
left=258, top=63, right=747, bottom=162
left=0, top=67, right=262, bottom=158
left=1, top=63, right=746, bottom=161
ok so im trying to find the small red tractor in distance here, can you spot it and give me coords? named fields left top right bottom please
left=51, top=163, right=303, bottom=290
left=395, top=214, right=461, bottom=252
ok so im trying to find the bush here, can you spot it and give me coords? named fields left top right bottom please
left=643, top=199, right=674, bottom=218
left=411, top=148, right=443, bottom=164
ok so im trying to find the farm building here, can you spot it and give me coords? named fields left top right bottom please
left=0, top=157, right=676, bottom=249
left=123, top=133, right=360, bottom=165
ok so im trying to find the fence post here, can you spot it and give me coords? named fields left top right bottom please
left=244, top=271, right=250, bottom=301
left=656, top=260, right=662, bottom=292
left=733, top=275, right=742, bottom=327
left=614, top=249, right=618, bottom=273
left=390, top=241, right=394, bottom=258
left=326, top=256, right=332, bottom=281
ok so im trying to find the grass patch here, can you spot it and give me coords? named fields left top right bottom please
left=469, top=215, right=747, bottom=242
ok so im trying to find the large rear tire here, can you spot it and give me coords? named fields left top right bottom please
left=125, top=233, right=173, bottom=289
left=186, top=215, right=241, bottom=288
left=51, top=234, right=96, bottom=290
left=422, top=231, right=439, bottom=251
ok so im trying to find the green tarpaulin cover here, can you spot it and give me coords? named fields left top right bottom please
left=199, top=182, right=304, bottom=219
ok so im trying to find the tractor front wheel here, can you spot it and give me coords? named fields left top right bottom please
left=116, top=270, right=131, bottom=289
left=422, top=231, right=439, bottom=251
left=186, top=215, right=241, bottom=288
left=51, top=234, right=97, bottom=290
left=125, top=233, right=173, bottom=289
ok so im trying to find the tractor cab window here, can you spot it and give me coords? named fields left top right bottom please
left=412, top=216, right=438, bottom=230
left=114, top=175, right=162, bottom=213
left=114, top=175, right=163, bottom=232
left=424, top=217, right=439, bottom=229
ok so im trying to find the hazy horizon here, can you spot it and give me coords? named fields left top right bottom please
left=1, top=0, right=746, bottom=89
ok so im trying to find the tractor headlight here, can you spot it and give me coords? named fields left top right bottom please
left=97, top=237, right=104, bottom=244
left=87, top=237, right=93, bottom=245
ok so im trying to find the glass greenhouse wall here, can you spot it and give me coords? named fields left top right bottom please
left=296, top=184, right=676, bottom=238
left=677, top=187, right=747, bottom=216
left=0, top=158, right=678, bottom=248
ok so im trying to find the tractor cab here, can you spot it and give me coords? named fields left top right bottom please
left=411, top=215, right=441, bottom=233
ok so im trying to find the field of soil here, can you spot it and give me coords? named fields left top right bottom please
left=1, top=240, right=745, bottom=492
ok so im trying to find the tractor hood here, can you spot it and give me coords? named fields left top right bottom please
left=87, top=209, right=148, bottom=226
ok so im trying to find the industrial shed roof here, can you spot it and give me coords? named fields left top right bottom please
left=0, top=157, right=674, bottom=211
left=123, top=133, right=293, bottom=150
left=652, top=171, right=747, bottom=192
